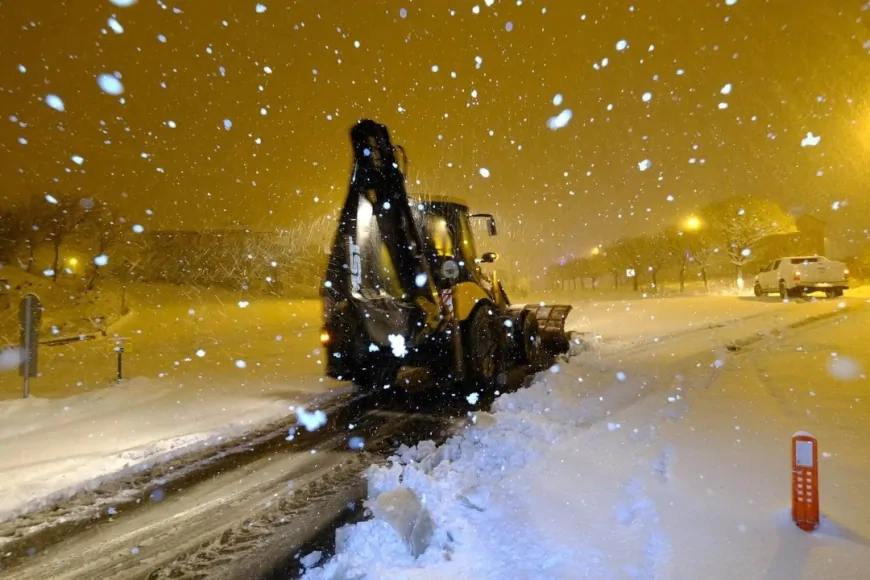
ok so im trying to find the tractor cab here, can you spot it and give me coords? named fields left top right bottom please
left=409, top=196, right=500, bottom=294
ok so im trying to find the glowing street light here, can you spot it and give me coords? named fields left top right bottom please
left=591, top=247, right=601, bottom=256
left=683, top=215, right=702, bottom=231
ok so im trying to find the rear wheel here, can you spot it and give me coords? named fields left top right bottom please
left=833, top=288, right=844, bottom=298
left=754, top=283, right=765, bottom=297
left=463, top=305, right=503, bottom=393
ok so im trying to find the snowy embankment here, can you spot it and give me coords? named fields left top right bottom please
left=0, top=378, right=343, bottom=527
left=0, top=296, right=332, bottom=526
left=304, top=296, right=870, bottom=580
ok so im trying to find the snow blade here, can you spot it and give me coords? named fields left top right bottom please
left=524, top=304, right=572, bottom=354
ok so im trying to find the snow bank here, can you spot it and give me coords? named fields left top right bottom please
left=0, top=376, right=335, bottom=523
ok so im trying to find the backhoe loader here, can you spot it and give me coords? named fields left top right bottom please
left=319, top=119, right=572, bottom=392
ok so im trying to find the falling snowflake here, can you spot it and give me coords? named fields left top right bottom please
left=638, top=159, right=652, bottom=171
left=827, top=355, right=863, bottom=381
left=547, top=109, right=573, bottom=130
left=97, top=74, right=125, bottom=96
left=616, top=39, right=628, bottom=51
left=108, top=17, right=124, bottom=34
left=801, top=132, right=821, bottom=147
left=296, top=406, right=328, bottom=432
left=255, top=3, right=267, bottom=13
left=93, top=254, right=109, bottom=267
left=45, top=94, right=65, bottom=112
left=479, top=167, right=491, bottom=178
left=388, top=334, right=408, bottom=358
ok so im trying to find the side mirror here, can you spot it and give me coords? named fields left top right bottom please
left=480, top=252, right=498, bottom=264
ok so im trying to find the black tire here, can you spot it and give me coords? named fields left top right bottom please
left=463, top=304, right=503, bottom=392
left=833, top=288, right=844, bottom=298
left=754, top=283, right=764, bottom=297
left=519, top=312, right=544, bottom=367
left=825, top=289, right=835, bottom=299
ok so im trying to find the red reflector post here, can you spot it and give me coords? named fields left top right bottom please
left=791, top=431, right=820, bottom=532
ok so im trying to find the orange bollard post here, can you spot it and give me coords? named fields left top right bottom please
left=791, top=431, right=820, bottom=532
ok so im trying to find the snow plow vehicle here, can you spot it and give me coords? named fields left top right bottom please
left=319, top=119, right=572, bottom=392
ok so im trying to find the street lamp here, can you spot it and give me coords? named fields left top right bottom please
left=683, top=216, right=702, bottom=231
left=591, top=247, right=600, bottom=256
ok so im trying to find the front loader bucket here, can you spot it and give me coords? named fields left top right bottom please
left=525, top=304, right=573, bottom=354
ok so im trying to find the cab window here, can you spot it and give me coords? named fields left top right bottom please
left=457, top=215, right=478, bottom=268
left=427, top=216, right=454, bottom=257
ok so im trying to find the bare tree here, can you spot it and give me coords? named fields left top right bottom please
left=665, top=227, right=692, bottom=292
left=606, top=236, right=646, bottom=291
left=703, top=196, right=796, bottom=287
left=0, top=210, right=21, bottom=265
left=45, top=196, right=94, bottom=281
left=12, top=202, right=52, bottom=272
left=83, top=201, right=125, bottom=290
left=639, top=233, right=674, bottom=291
left=686, top=230, right=719, bottom=291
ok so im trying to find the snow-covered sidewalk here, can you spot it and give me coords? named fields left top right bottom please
left=304, top=297, right=870, bottom=580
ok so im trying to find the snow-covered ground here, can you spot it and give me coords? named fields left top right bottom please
left=304, top=295, right=870, bottom=580
left=0, top=293, right=339, bottom=522
left=0, top=289, right=863, bottom=548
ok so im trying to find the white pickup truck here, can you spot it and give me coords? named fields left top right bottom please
left=753, top=256, right=849, bottom=299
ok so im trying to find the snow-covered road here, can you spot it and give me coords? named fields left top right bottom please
left=305, top=296, right=870, bottom=580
